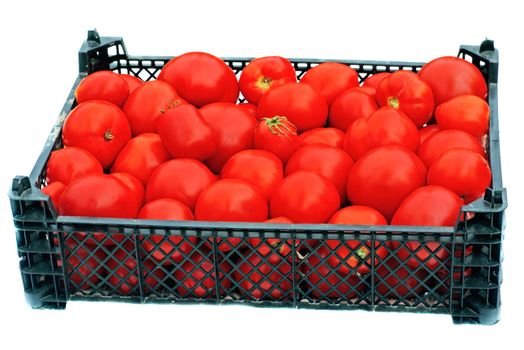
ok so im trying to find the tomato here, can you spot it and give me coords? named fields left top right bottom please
left=376, top=261, right=428, bottom=298
left=258, top=82, right=328, bottom=133
left=174, top=251, right=232, bottom=298
left=157, top=104, right=216, bottom=161
left=111, top=172, right=145, bottom=208
left=418, top=56, right=487, bottom=105
left=64, top=238, right=106, bottom=291
left=145, top=159, right=216, bottom=211
left=239, top=56, right=296, bottom=104
left=234, top=246, right=294, bottom=301
left=270, top=171, right=340, bottom=223
left=158, top=52, right=239, bottom=107
left=427, top=149, right=491, bottom=203
left=122, top=80, right=183, bottom=136
left=42, top=181, right=66, bottom=209
left=106, top=242, right=165, bottom=295
left=391, top=185, right=464, bottom=270
left=347, top=146, right=426, bottom=221
left=435, top=95, right=490, bottom=138
left=417, top=129, right=485, bottom=169
left=300, top=62, right=359, bottom=106
left=254, top=116, right=300, bottom=165
left=376, top=70, right=434, bottom=128
left=138, top=199, right=197, bottom=264
left=343, top=107, right=419, bottom=161
left=299, top=127, right=344, bottom=148
left=247, top=217, right=295, bottom=256
left=362, top=72, right=391, bottom=90
left=46, top=147, right=103, bottom=185
left=118, top=74, right=143, bottom=94
left=329, top=87, right=379, bottom=132
left=220, top=149, right=284, bottom=201
left=329, top=206, right=387, bottom=225
left=62, top=101, right=131, bottom=168
left=75, top=71, right=129, bottom=107
left=237, top=102, right=258, bottom=119
left=302, top=246, right=362, bottom=299
left=285, top=144, right=354, bottom=202
left=111, top=133, right=171, bottom=186
left=200, top=103, right=257, bottom=173
left=418, top=124, right=440, bottom=145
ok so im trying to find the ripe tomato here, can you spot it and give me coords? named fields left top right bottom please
left=300, top=62, right=359, bottom=106
left=270, top=171, right=340, bottom=223
left=417, top=129, right=485, bottom=169
left=145, top=159, right=216, bottom=211
left=329, top=206, right=387, bottom=225
left=138, top=199, right=197, bottom=264
left=329, top=87, right=378, bottom=132
left=46, top=147, right=103, bottom=185
left=258, top=82, right=328, bottom=133
left=376, top=70, right=434, bottom=127
left=254, top=116, right=300, bottom=165
left=62, top=101, right=131, bottom=168
left=42, top=181, right=66, bottom=209
left=285, top=144, right=354, bottom=203
left=111, top=133, right=171, bottom=186
left=343, top=107, right=419, bottom=161
left=362, top=72, right=391, bottom=90
left=158, top=52, right=239, bottom=107
left=435, top=95, right=490, bottom=138
left=64, top=238, right=106, bottom=291
left=111, top=172, right=145, bottom=208
left=157, top=104, right=216, bottom=161
left=347, top=146, right=426, bottom=221
left=376, top=261, right=428, bottom=298
left=418, top=124, right=440, bottom=144
left=418, top=56, right=487, bottom=105
left=200, top=102, right=257, bottom=173
left=299, top=127, right=345, bottom=148
left=237, top=102, right=258, bottom=119
left=427, top=149, right=491, bottom=203
left=75, top=71, right=129, bottom=107
left=118, top=74, right=143, bottom=94
left=220, top=149, right=284, bottom=201
left=123, top=80, right=183, bottom=136
left=174, top=251, right=232, bottom=298
left=239, top=56, right=296, bottom=104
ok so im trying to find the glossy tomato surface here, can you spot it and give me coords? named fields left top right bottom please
left=46, top=147, right=103, bottom=185
left=329, top=87, right=378, bottom=132
left=75, top=70, right=129, bottom=107
left=299, top=127, right=345, bottom=148
left=435, top=95, right=490, bottom=138
left=254, top=116, right=300, bottom=164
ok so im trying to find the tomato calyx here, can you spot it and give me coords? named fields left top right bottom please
left=262, top=116, right=298, bottom=140
left=356, top=246, right=369, bottom=260
left=160, top=98, right=183, bottom=114
left=104, top=129, right=114, bottom=141
left=257, top=76, right=273, bottom=90
left=387, top=96, right=400, bottom=109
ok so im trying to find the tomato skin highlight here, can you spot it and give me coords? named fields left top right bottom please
left=435, top=95, right=490, bottom=138
left=75, top=70, right=129, bottom=107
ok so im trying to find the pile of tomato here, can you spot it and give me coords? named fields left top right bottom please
left=42, top=51, right=491, bottom=299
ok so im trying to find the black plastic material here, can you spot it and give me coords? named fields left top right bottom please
left=8, top=30, right=506, bottom=324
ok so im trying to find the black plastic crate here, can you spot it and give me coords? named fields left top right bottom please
left=8, top=30, right=506, bottom=325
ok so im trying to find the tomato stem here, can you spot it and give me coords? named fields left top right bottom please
left=257, top=76, right=273, bottom=90
left=388, top=96, right=400, bottom=109
left=104, top=129, right=114, bottom=141
left=262, top=116, right=297, bottom=140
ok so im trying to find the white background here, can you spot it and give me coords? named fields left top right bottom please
left=1, top=0, right=522, bottom=348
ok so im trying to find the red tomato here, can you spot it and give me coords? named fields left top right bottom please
left=347, top=146, right=426, bottom=221
left=123, top=80, right=183, bottom=136
left=376, top=261, right=428, bottom=298
left=75, top=71, right=129, bottom=107
left=427, top=149, right=491, bottom=203
left=285, top=144, right=354, bottom=202
left=42, top=181, right=66, bottom=209
left=111, top=172, right=145, bottom=208
left=418, top=56, right=487, bottom=105
left=239, top=56, right=296, bottom=104
left=417, top=129, right=485, bottom=169
left=62, top=101, right=131, bottom=168
left=174, top=251, right=232, bottom=298
left=300, top=62, right=359, bottom=106
left=138, top=199, right=197, bottom=264
left=266, top=217, right=293, bottom=224
left=157, top=104, right=216, bottom=161
left=111, top=133, right=171, bottom=186
left=329, top=206, right=388, bottom=225
left=145, top=159, right=216, bottom=211
left=118, top=74, right=143, bottom=94
left=362, top=72, right=391, bottom=90
left=46, top=147, right=103, bottom=185
left=158, top=52, right=239, bottom=107
left=64, top=238, right=107, bottom=291
left=247, top=217, right=295, bottom=256
left=237, top=102, right=258, bottom=119
left=200, top=103, right=257, bottom=173
left=418, top=124, right=440, bottom=145
left=299, top=127, right=345, bottom=148
left=376, top=70, right=434, bottom=127
left=258, top=82, right=328, bottom=133
left=220, top=150, right=283, bottom=201
left=435, top=95, right=490, bottom=138
left=270, top=171, right=340, bottom=223
left=343, top=107, right=419, bottom=161
left=254, top=116, right=300, bottom=165
left=329, top=87, right=379, bottom=132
